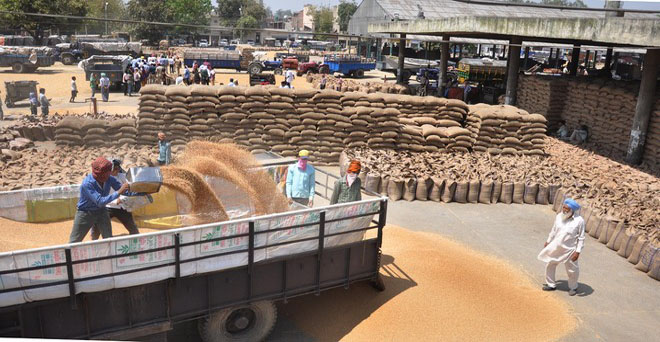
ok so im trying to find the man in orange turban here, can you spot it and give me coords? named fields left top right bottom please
left=330, top=160, right=362, bottom=205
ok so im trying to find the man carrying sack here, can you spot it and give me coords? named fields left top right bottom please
left=69, top=157, right=131, bottom=243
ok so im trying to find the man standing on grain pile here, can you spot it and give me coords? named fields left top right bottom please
left=69, top=157, right=131, bottom=243
left=538, top=198, right=585, bottom=296
left=330, top=160, right=362, bottom=205
left=286, top=150, right=316, bottom=207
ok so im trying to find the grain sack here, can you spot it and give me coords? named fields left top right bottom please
left=429, top=177, right=444, bottom=202
left=478, top=181, right=493, bottom=204
left=453, top=181, right=469, bottom=203
left=500, top=183, right=514, bottom=204
left=523, top=184, right=538, bottom=204
left=365, top=173, right=380, bottom=193
left=467, top=180, right=480, bottom=204
left=552, top=189, right=566, bottom=212
left=388, top=179, right=404, bottom=201
left=379, top=175, right=390, bottom=196
left=512, top=183, right=525, bottom=204
left=587, top=215, right=603, bottom=238
left=634, top=243, right=659, bottom=272
left=648, top=250, right=660, bottom=281
left=582, top=208, right=593, bottom=231
left=627, top=237, right=649, bottom=265
left=536, top=185, right=550, bottom=205
left=403, top=178, right=417, bottom=201
left=606, top=222, right=627, bottom=251
left=415, top=176, right=432, bottom=201
left=598, top=218, right=620, bottom=244
left=617, top=228, right=639, bottom=258
left=491, top=182, right=502, bottom=204
left=441, top=181, right=456, bottom=203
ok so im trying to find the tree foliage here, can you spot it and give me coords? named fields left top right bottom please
left=312, top=6, right=335, bottom=33
left=85, top=0, right=126, bottom=34
left=167, top=0, right=211, bottom=36
left=0, top=0, right=88, bottom=40
left=337, top=0, right=358, bottom=33
left=274, top=9, right=293, bottom=21
left=127, top=0, right=173, bottom=44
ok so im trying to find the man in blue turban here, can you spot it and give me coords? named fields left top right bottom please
left=538, top=198, right=586, bottom=296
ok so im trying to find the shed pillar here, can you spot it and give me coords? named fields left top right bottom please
left=569, top=46, right=580, bottom=75
left=505, top=37, right=522, bottom=105
left=492, top=45, right=496, bottom=58
left=584, top=50, right=590, bottom=68
left=397, top=34, right=406, bottom=84
left=555, top=48, right=561, bottom=69
left=477, top=44, right=481, bottom=56
left=604, top=47, right=613, bottom=71
left=440, top=35, right=450, bottom=96
left=523, top=46, right=530, bottom=70
left=625, top=48, right=659, bottom=165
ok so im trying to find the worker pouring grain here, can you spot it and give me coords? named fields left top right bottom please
left=538, top=198, right=585, bottom=296
left=286, top=150, right=315, bottom=207
left=69, top=157, right=132, bottom=243
left=330, top=160, right=362, bottom=205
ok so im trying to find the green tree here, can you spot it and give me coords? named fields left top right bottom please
left=337, top=0, right=358, bottom=33
left=235, top=15, right=258, bottom=40
left=126, top=0, right=173, bottom=44
left=0, top=0, right=88, bottom=41
left=241, top=0, right=267, bottom=23
left=85, top=0, right=126, bottom=35
left=217, top=0, right=243, bottom=25
left=167, top=0, right=211, bottom=38
left=312, top=7, right=334, bottom=33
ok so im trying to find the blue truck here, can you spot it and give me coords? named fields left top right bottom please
left=0, top=52, right=55, bottom=73
left=183, top=49, right=242, bottom=71
left=321, top=55, right=376, bottom=78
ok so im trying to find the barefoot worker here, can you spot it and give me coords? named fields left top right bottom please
left=538, top=198, right=585, bottom=296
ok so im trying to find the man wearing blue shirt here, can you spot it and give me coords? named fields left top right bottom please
left=69, top=157, right=130, bottom=243
left=286, top=150, right=315, bottom=207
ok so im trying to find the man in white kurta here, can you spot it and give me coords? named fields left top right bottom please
left=538, top=198, right=585, bottom=296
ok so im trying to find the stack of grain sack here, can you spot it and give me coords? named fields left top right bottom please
left=138, top=85, right=166, bottom=145
left=216, top=86, right=245, bottom=142
left=470, top=104, right=546, bottom=155
left=265, top=87, right=295, bottom=157
left=288, top=88, right=317, bottom=158
left=164, top=86, right=191, bottom=146
left=643, top=99, right=660, bottom=170
left=82, top=119, right=108, bottom=147
left=240, top=48, right=254, bottom=70
left=108, top=118, right=137, bottom=146
left=189, top=85, right=218, bottom=141
left=244, top=86, right=271, bottom=153
left=516, top=76, right=568, bottom=131
left=55, top=116, right=84, bottom=146
left=311, top=90, right=345, bottom=164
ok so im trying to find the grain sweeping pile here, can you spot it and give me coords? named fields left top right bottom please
left=280, top=225, right=576, bottom=342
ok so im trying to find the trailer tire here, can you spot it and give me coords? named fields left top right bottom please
left=274, top=68, right=283, bottom=75
left=354, top=69, right=365, bottom=78
left=12, top=63, right=25, bottom=73
left=199, top=300, right=277, bottom=342
left=371, top=274, right=386, bottom=292
left=319, top=64, right=329, bottom=74
left=248, top=62, right=263, bottom=75
left=61, top=54, right=75, bottom=65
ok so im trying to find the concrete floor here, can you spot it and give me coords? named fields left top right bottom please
left=168, top=171, right=659, bottom=341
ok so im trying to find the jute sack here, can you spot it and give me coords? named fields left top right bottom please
left=467, top=180, right=480, bottom=204
left=365, top=173, right=380, bottom=193
left=536, top=185, right=549, bottom=205
left=388, top=179, right=404, bottom=201
left=415, top=176, right=432, bottom=201
left=587, top=215, right=604, bottom=238
left=523, top=184, right=538, bottom=204
left=491, top=182, right=502, bottom=204
left=647, top=249, right=660, bottom=280
left=453, top=181, right=469, bottom=203
left=634, top=244, right=659, bottom=272
left=582, top=208, right=593, bottom=232
left=599, top=218, right=621, bottom=244
left=378, top=175, right=390, bottom=196
left=552, top=189, right=566, bottom=212
left=441, top=180, right=456, bottom=203
left=606, top=222, right=627, bottom=251
left=478, top=181, right=492, bottom=204
left=512, top=183, right=525, bottom=204
left=403, top=178, right=417, bottom=201
left=500, top=183, right=514, bottom=204
left=429, top=177, right=444, bottom=202
left=627, top=236, right=649, bottom=265
left=617, top=228, right=639, bottom=258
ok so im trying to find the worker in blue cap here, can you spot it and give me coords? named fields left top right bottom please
left=538, top=198, right=585, bottom=296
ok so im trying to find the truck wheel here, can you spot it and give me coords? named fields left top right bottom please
left=248, top=62, right=263, bottom=75
left=61, top=55, right=75, bottom=65
left=12, top=63, right=25, bottom=73
left=274, top=68, right=283, bottom=75
left=319, top=65, right=329, bottom=74
left=199, top=300, right=277, bottom=342
left=370, top=274, right=386, bottom=292
left=354, top=69, right=365, bottom=78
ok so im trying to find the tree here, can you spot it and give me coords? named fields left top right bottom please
left=312, top=7, right=334, bottom=34
left=217, top=0, right=242, bottom=25
left=274, top=9, right=293, bottom=21
left=126, top=0, right=173, bottom=44
left=235, top=15, right=258, bottom=40
left=167, top=0, right=211, bottom=38
left=337, top=0, right=358, bottom=33
left=0, top=0, right=88, bottom=41
left=85, top=0, right=126, bottom=35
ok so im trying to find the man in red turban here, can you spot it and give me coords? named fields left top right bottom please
left=69, top=157, right=131, bottom=243
left=330, top=160, right=362, bottom=205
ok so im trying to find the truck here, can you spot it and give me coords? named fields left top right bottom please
left=57, top=42, right=142, bottom=65
left=247, top=57, right=299, bottom=75
left=79, top=55, right=133, bottom=89
left=298, top=55, right=375, bottom=78
left=184, top=49, right=242, bottom=71
left=0, top=155, right=387, bottom=341
left=0, top=47, right=56, bottom=73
